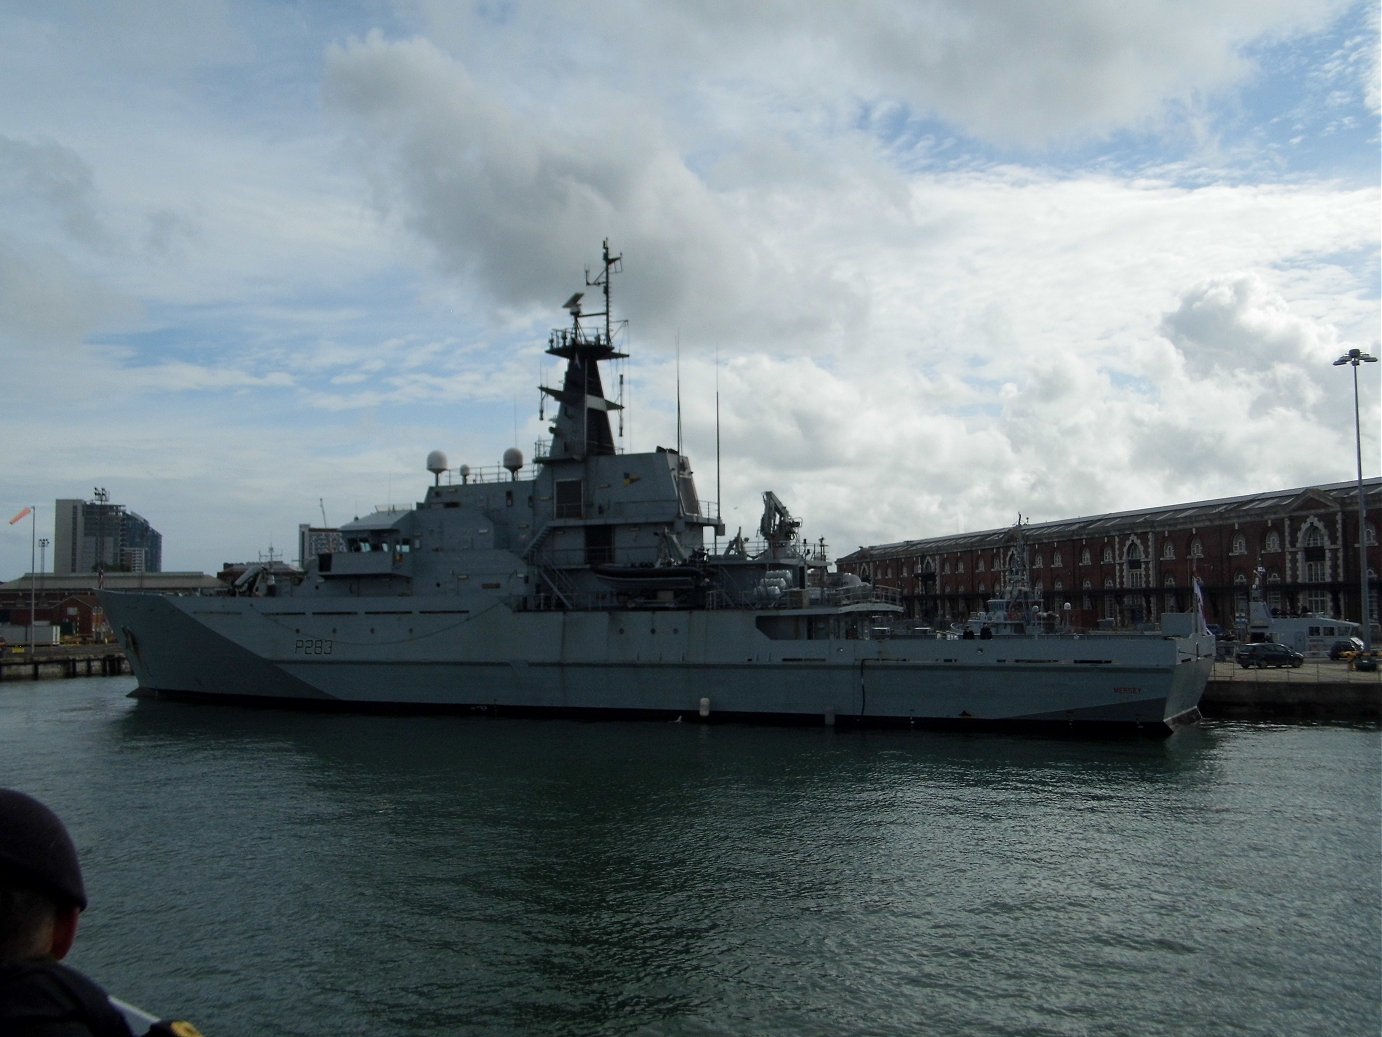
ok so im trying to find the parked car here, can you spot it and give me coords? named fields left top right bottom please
left=1235, top=642, right=1305, bottom=669
left=1328, top=637, right=1364, bottom=660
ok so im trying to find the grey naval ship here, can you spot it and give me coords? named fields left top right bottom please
left=102, top=242, right=1212, bottom=734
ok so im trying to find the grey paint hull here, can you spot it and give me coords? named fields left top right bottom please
left=103, top=591, right=1211, bottom=733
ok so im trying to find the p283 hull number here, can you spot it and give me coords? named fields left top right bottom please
left=294, top=638, right=334, bottom=655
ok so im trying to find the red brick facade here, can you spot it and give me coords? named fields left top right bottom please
left=837, top=480, right=1381, bottom=636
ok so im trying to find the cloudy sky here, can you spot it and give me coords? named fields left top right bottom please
left=2, top=0, right=1378, bottom=577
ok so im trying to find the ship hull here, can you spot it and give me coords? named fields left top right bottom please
left=103, top=591, right=1211, bottom=735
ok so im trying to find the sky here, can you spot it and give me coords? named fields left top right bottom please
left=2, top=0, right=1379, bottom=578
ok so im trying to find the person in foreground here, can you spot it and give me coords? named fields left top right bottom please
left=0, top=788, right=202, bottom=1036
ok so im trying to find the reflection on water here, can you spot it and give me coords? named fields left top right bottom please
left=1, top=679, right=1376, bottom=1037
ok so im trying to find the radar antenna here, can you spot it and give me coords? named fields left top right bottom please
left=584, top=239, right=623, bottom=347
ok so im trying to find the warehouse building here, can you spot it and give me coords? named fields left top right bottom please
left=837, top=479, right=1380, bottom=636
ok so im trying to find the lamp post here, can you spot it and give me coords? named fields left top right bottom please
left=1332, top=348, right=1378, bottom=652
left=93, top=486, right=108, bottom=578
left=28, top=506, right=35, bottom=656
left=38, top=537, right=48, bottom=625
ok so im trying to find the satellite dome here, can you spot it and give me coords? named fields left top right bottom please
left=426, top=450, right=448, bottom=475
left=502, top=448, right=524, bottom=476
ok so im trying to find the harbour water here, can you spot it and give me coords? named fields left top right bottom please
left=1, top=676, right=1378, bottom=1036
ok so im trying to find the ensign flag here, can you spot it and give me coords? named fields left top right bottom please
left=8, top=507, right=32, bottom=525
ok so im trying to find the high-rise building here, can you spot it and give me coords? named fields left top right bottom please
left=53, top=497, right=163, bottom=575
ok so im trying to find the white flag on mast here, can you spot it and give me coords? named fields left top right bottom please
left=1193, top=576, right=1212, bottom=637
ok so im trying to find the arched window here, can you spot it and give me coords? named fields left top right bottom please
left=1231, top=533, right=1247, bottom=556
left=1052, top=550, right=1062, bottom=568
left=1299, top=524, right=1327, bottom=583
left=1033, top=552, right=1043, bottom=569
left=976, top=557, right=986, bottom=573
left=1080, top=547, right=1092, bottom=565
left=1190, top=538, right=1204, bottom=559
left=1101, top=545, right=1114, bottom=563
left=1264, top=529, right=1281, bottom=552
left=1161, top=540, right=1175, bottom=561
left=1125, top=540, right=1145, bottom=589
left=1366, top=523, right=1378, bottom=547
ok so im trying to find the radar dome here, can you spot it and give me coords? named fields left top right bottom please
left=503, top=448, right=524, bottom=477
left=426, top=450, right=448, bottom=487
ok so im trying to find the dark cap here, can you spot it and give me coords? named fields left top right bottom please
left=0, top=789, right=87, bottom=911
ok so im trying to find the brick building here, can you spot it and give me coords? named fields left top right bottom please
left=0, top=572, right=222, bottom=642
left=837, top=479, right=1381, bottom=636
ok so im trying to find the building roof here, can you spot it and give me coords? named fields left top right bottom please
left=0, top=572, right=222, bottom=595
left=840, top=478, right=1382, bottom=563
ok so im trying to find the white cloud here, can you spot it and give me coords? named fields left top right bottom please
left=0, top=1, right=1376, bottom=578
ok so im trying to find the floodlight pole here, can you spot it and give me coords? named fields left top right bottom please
left=1333, top=348, right=1378, bottom=652
left=38, top=537, right=48, bottom=628
left=28, top=506, right=36, bottom=656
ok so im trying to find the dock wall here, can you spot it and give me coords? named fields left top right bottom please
left=1202, top=661, right=1380, bottom=722
left=0, top=647, right=129, bottom=681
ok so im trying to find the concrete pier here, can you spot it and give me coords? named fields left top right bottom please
left=0, top=645, right=129, bottom=681
left=1202, top=659, right=1381, bottom=722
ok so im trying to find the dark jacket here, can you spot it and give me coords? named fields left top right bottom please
left=0, top=958, right=134, bottom=1037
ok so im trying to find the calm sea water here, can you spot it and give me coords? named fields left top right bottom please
left=1, top=676, right=1377, bottom=1037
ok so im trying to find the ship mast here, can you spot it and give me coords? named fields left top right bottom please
left=539, top=240, right=627, bottom=461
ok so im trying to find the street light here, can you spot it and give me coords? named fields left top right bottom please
left=93, top=487, right=108, bottom=578
left=1332, top=347, right=1378, bottom=652
left=38, top=537, right=48, bottom=617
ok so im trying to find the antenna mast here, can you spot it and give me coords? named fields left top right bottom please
left=584, top=238, right=625, bottom=448
left=715, top=345, right=721, bottom=554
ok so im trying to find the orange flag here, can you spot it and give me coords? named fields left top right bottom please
left=8, top=507, right=32, bottom=525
